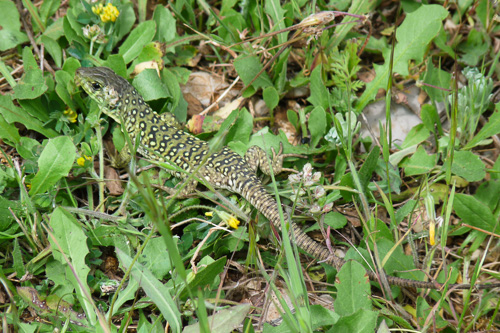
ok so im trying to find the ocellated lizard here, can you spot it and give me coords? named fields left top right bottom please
left=75, top=66, right=499, bottom=290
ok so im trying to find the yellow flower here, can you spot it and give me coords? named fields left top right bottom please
left=92, top=3, right=103, bottom=15
left=429, top=220, right=435, bottom=246
left=63, top=109, right=78, bottom=123
left=77, top=155, right=92, bottom=167
left=227, top=216, right=240, bottom=229
left=100, top=3, right=119, bottom=23
left=205, top=211, right=213, bottom=217
left=208, top=210, right=240, bottom=229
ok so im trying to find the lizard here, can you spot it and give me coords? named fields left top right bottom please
left=75, top=66, right=500, bottom=291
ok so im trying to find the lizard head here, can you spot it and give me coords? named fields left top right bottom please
left=75, top=67, right=129, bottom=123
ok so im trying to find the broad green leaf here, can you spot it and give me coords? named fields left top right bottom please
left=421, top=104, right=443, bottom=135
left=263, top=86, right=279, bottom=111
left=359, top=146, right=380, bottom=188
left=116, top=248, right=182, bottom=333
left=422, top=60, right=451, bottom=103
left=403, top=145, right=436, bottom=176
left=464, top=109, right=500, bottom=149
left=357, top=5, right=448, bottom=111
left=0, top=95, right=57, bottom=138
left=49, top=207, right=95, bottom=324
left=233, top=55, right=272, bottom=91
left=331, top=308, right=378, bottom=333
left=55, top=70, right=76, bottom=110
left=307, top=65, right=329, bottom=110
left=323, top=212, right=348, bottom=229
left=0, top=0, right=28, bottom=51
left=449, top=150, right=485, bottom=182
left=29, top=136, right=76, bottom=195
left=115, top=3, right=136, bottom=42
left=133, top=69, right=169, bottom=101
left=402, top=124, right=430, bottom=149
left=334, top=261, right=371, bottom=316
left=153, top=5, right=176, bottom=46
left=454, top=194, right=497, bottom=233
left=118, top=20, right=156, bottom=64
left=308, top=106, right=326, bottom=147
left=226, top=108, right=253, bottom=144
left=183, top=304, right=251, bottom=333
left=264, top=0, right=287, bottom=44
left=0, top=30, right=28, bottom=51
left=474, top=180, right=500, bottom=212
left=0, top=114, right=20, bottom=144
left=179, top=257, right=227, bottom=300
left=0, top=197, right=22, bottom=230
left=13, top=49, right=48, bottom=99
left=41, top=35, right=62, bottom=68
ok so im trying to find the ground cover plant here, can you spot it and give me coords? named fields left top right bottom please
left=0, top=0, right=499, bottom=332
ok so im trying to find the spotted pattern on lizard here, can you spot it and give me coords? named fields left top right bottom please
left=75, top=66, right=500, bottom=291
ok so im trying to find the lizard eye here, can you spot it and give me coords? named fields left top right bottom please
left=91, top=82, right=102, bottom=91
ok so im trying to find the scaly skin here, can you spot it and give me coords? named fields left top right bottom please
left=76, top=67, right=500, bottom=290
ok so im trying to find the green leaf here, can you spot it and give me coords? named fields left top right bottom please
left=179, top=257, right=227, bottom=300
left=118, top=20, right=156, bottom=64
left=0, top=0, right=28, bottom=51
left=49, top=207, right=95, bottom=325
left=420, top=104, right=443, bottom=135
left=449, top=150, right=485, bottom=182
left=308, top=106, right=326, bottom=147
left=307, top=65, right=329, bottom=110
left=459, top=29, right=489, bottom=66
left=153, top=5, right=176, bottom=46
left=183, top=304, right=251, bottom=333
left=0, top=114, right=20, bottom=144
left=334, top=261, right=371, bottom=316
left=116, top=248, right=182, bottom=333
left=474, top=180, right=500, bottom=212
left=357, top=4, right=449, bottom=111
left=464, top=109, right=500, bottom=149
left=0, top=95, right=57, bottom=138
left=41, top=35, right=62, bottom=68
left=330, top=308, right=378, bottom=333
left=13, top=49, right=48, bottom=99
left=402, top=124, right=430, bottom=149
left=0, top=30, right=28, bottom=52
left=233, top=55, right=272, bottom=91
left=29, top=136, right=76, bottom=196
left=133, top=69, right=169, bottom=101
left=263, top=86, right=279, bottom=111
left=422, top=60, right=451, bottom=103
left=454, top=194, right=497, bottom=233
left=359, top=146, right=380, bottom=189
left=323, top=212, right=348, bottom=229
left=403, top=145, right=436, bottom=176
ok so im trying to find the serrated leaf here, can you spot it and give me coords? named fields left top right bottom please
left=116, top=248, right=182, bottom=333
left=29, top=136, right=76, bottom=195
left=118, top=20, right=156, bottom=64
left=357, top=4, right=449, bottom=111
left=449, top=150, right=485, bottom=182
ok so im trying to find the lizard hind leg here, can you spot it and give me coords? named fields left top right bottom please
left=244, top=142, right=305, bottom=175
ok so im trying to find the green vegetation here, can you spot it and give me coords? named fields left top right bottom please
left=0, top=0, right=499, bottom=332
